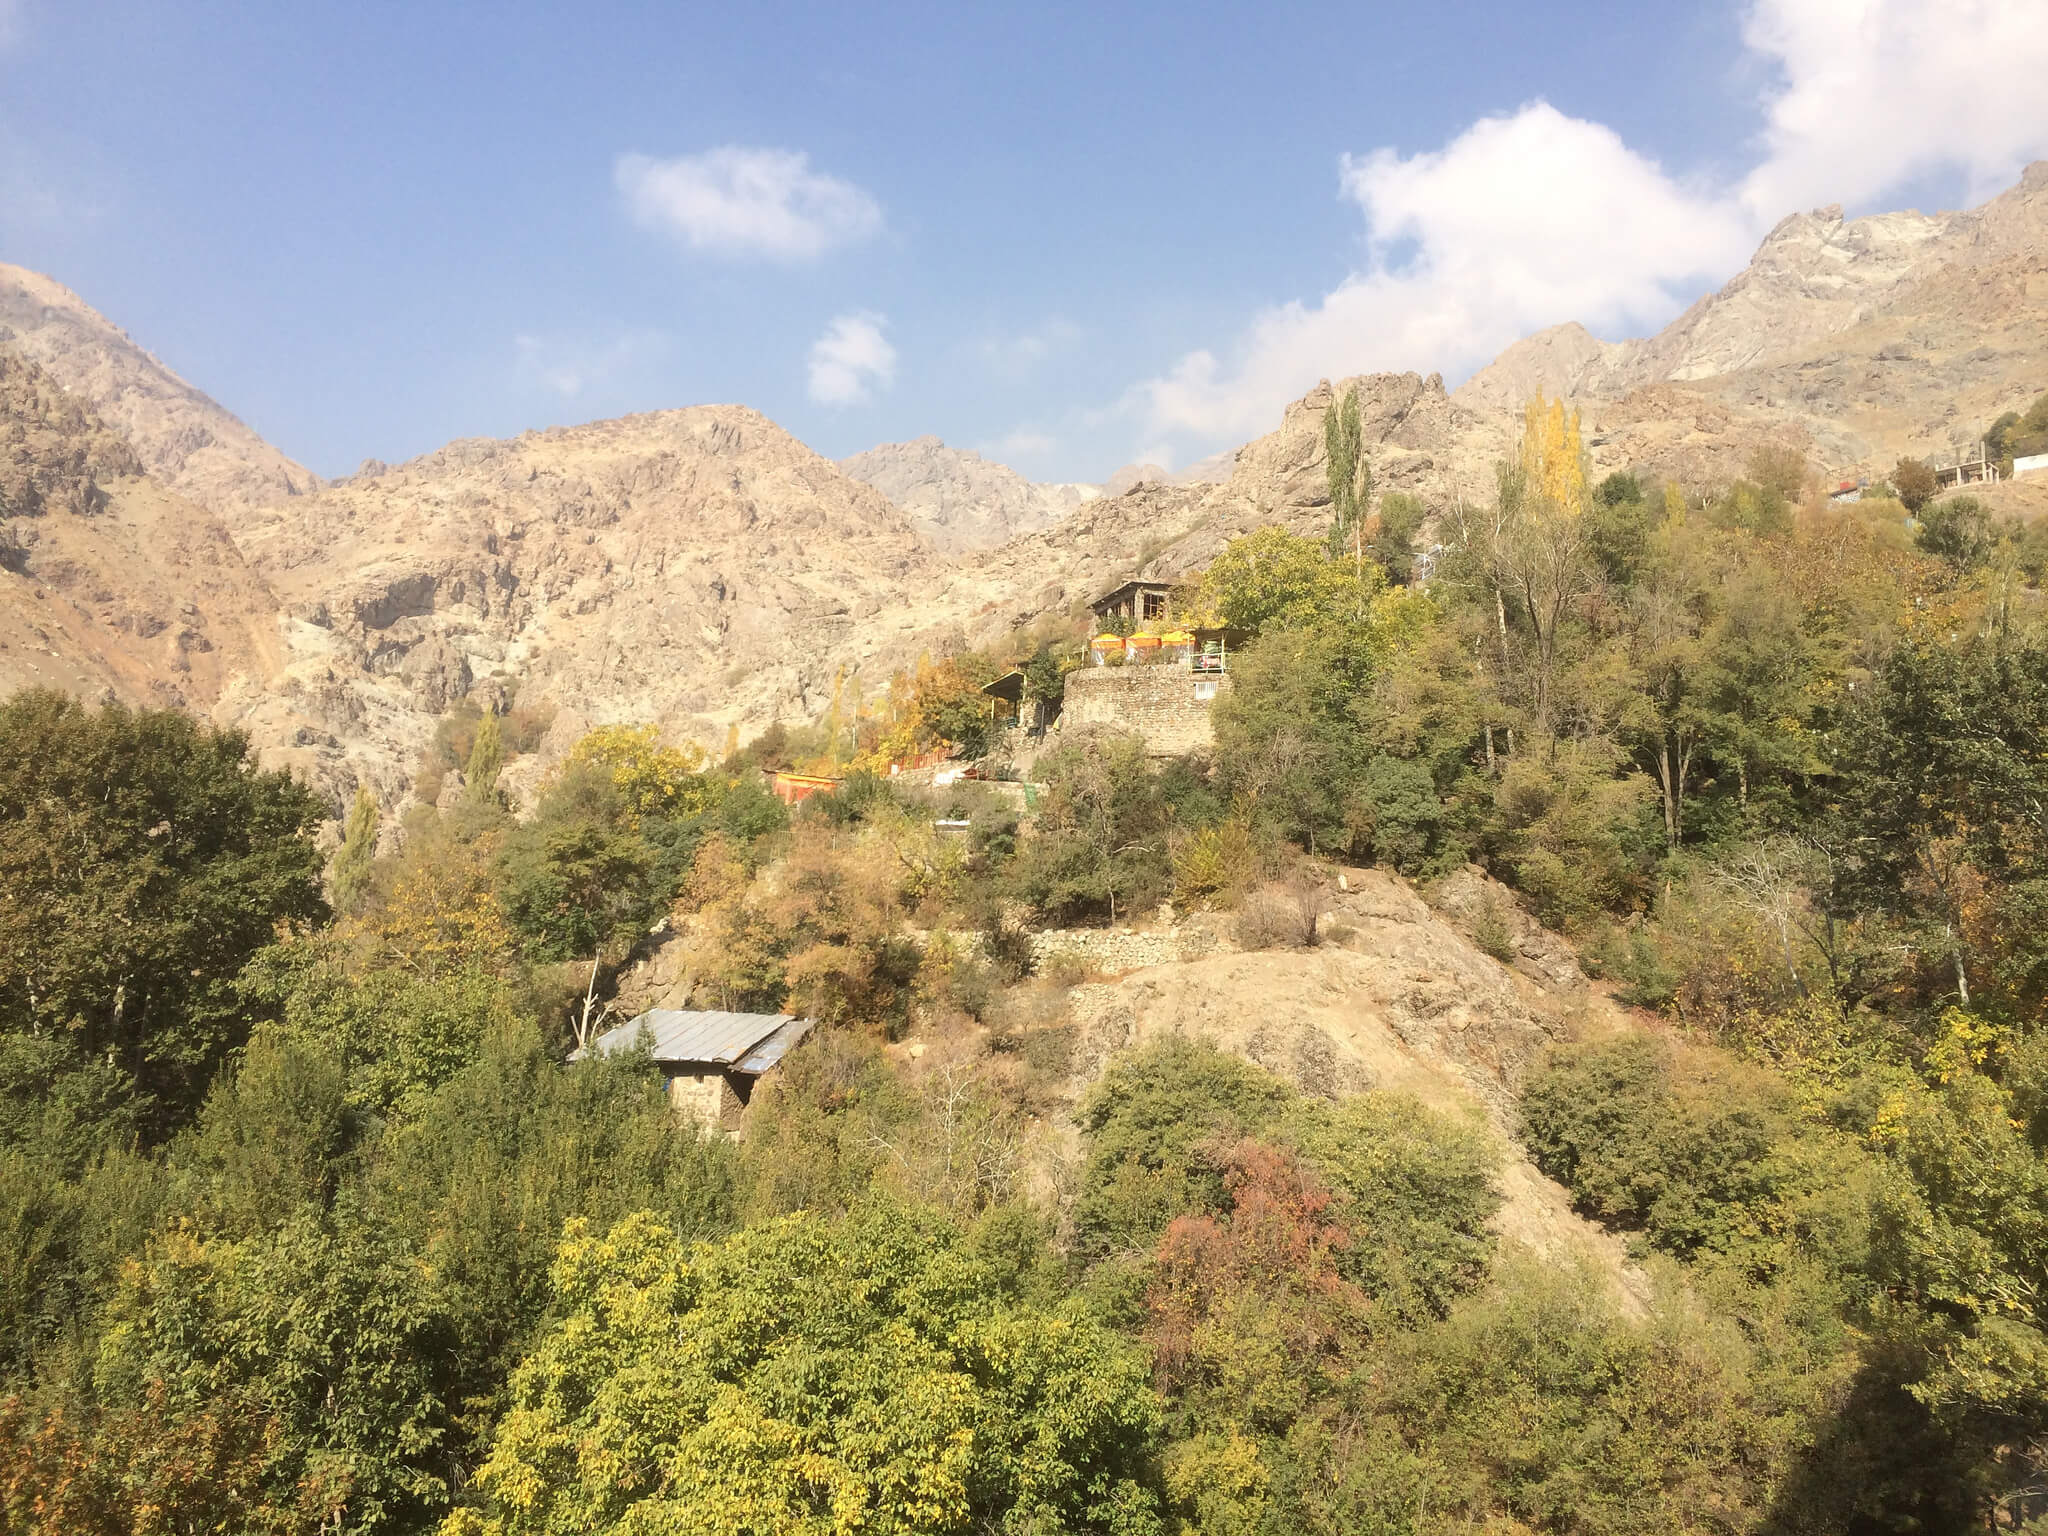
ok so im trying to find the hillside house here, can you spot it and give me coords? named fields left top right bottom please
left=575, top=1009, right=813, bottom=1131
left=981, top=668, right=1058, bottom=734
left=1067, top=581, right=1243, bottom=754
left=1090, top=579, right=1174, bottom=625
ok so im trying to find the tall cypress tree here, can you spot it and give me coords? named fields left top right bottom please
left=1324, top=384, right=1369, bottom=569
left=330, top=784, right=380, bottom=915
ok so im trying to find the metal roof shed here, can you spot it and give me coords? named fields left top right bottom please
left=576, top=1009, right=815, bottom=1131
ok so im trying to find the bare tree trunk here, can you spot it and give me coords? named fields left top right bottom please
left=1655, top=740, right=1678, bottom=850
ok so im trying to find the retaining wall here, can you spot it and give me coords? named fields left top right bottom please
left=1061, top=664, right=1232, bottom=755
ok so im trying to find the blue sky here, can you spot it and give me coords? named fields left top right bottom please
left=3, top=1, right=2046, bottom=484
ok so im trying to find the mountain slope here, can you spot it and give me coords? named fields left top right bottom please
left=229, top=406, right=944, bottom=798
left=839, top=436, right=1099, bottom=553
left=1456, top=161, right=2048, bottom=479
left=0, top=345, right=287, bottom=713
left=0, top=264, right=320, bottom=519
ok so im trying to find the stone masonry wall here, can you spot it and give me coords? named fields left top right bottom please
left=1061, top=664, right=1233, bottom=756
left=1030, top=926, right=1221, bottom=973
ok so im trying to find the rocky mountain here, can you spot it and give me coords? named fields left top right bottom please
left=6, top=163, right=2048, bottom=820
left=1456, top=161, right=2048, bottom=483
left=228, top=407, right=945, bottom=806
left=838, top=436, right=1099, bottom=553
left=1101, top=448, right=1239, bottom=496
left=0, top=264, right=320, bottom=519
left=849, top=369, right=1511, bottom=666
left=0, top=345, right=287, bottom=714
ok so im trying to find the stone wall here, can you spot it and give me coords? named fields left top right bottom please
left=663, top=1066, right=750, bottom=1133
left=1030, top=926, right=1221, bottom=973
left=1061, top=664, right=1232, bottom=755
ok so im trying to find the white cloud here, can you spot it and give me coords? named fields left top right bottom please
left=513, top=331, right=668, bottom=399
left=1139, top=104, right=1749, bottom=441
left=1134, top=0, right=2048, bottom=447
left=1739, top=0, right=2048, bottom=217
left=807, top=311, right=895, bottom=405
left=615, top=146, right=882, bottom=263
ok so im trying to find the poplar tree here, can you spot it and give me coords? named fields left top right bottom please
left=462, top=713, right=504, bottom=806
left=1324, top=384, right=1371, bottom=570
left=330, top=784, right=380, bottom=914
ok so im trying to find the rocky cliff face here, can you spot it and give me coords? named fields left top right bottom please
left=839, top=436, right=1099, bottom=553
left=1456, top=161, right=2048, bottom=481
left=0, top=344, right=286, bottom=715
left=227, top=406, right=946, bottom=804
left=0, top=264, right=320, bottom=520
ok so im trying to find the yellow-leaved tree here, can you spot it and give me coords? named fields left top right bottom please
left=560, top=725, right=709, bottom=817
left=1471, top=395, right=1596, bottom=737
left=1520, top=395, right=1587, bottom=521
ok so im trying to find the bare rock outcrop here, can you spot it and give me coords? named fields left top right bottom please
left=0, top=263, right=320, bottom=520
left=228, top=405, right=947, bottom=803
left=1455, top=160, right=2048, bottom=484
left=839, top=436, right=1099, bottom=553
left=0, top=344, right=288, bottom=719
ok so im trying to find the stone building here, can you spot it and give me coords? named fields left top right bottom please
left=575, top=1008, right=813, bottom=1132
left=1089, top=579, right=1174, bottom=625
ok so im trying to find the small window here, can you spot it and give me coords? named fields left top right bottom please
left=1142, top=591, right=1167, bottom=619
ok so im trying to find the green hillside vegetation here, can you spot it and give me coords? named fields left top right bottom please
left=8, top=393, right=2048, bottom=1530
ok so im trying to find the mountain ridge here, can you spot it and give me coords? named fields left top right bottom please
left=6, top=164, right=2048, bottom=817
left=0, top=263, right=321, bottom=520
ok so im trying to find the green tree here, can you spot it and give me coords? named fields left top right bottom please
left=1323, top=384, right=1370, bottom=570
left=0, top=691, right=327, bottom=1140
left=1831, top=638, right=2048, bottom=1011
left=1073, top=1038, right=1291, bottom=1259
left=446, top=1205, right=1163, bottom=1536
left=1893, top=456, right=1938, bottom=514
left=95, top=1207, right=457, bottom=1535
left=330, top=784, right=381, bottom=916
left=1282, top=1092, right=1499, bottom=1318
left=1007, top=731, right=1172, bottom=924
left=497, top=764, right=661, bottom=962
left=1914, top=495, right=1993, bottom=571
left=462, top=713, right=504, bottom=807
left=1369, top=489, right=1425, bottom=585
left=1198, top=526, right=1382, bottom=636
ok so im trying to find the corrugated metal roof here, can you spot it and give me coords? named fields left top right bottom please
left=581, top=1009, right=803, bottom=1068
left=733, top=1017, right=814, bottom=1075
